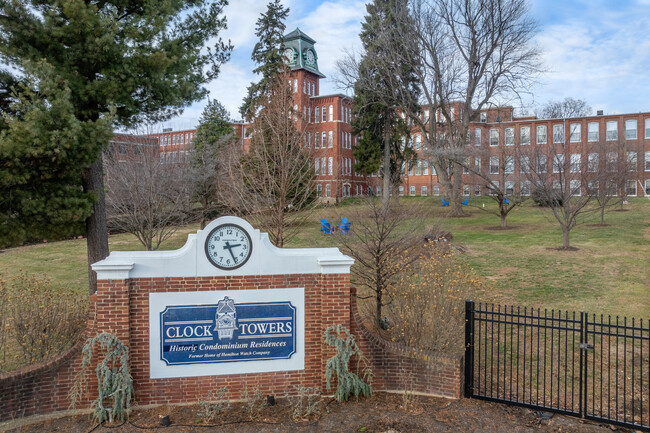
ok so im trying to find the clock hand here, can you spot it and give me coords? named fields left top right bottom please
left=223, top=241, right=237, bottom=262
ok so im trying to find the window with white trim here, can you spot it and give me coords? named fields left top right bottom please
left=521, top=181, right=531, bottom=196
left=504, top=156, right=514, bottom=174
left=314, top=158, right=319, bottom=175
left=553, top=154, right=565, bottom=173
left=398, top=186, right=404, bottom=196
left=424, top=110, right=430, bottom=122
left=645, top=151, right=650, bottom=171
left=410, top=186, right=416, bottom=196
left=627, top=152, right=637, bottom=171
left=625, top=119, right=637, bottom=140
left=433, top=185, right=440, bottom=196
left=490, top=129, right=499, bottom=146
left=553, top=124, right=564, bottom=143
left=489, top=181, right=499, bottom=195
left=588, top=153, right=598, bottom=172
left=588, top=122, right=598, bottom=142
left=325, top=183, right=331, bottom=197
left=520, top=126, right=530, bottom=145
left=505, top=181, right=514, bottom=196
left=423, top=160, right=429, bottom=175
left=322, top=107, right=326, bottom=122
left=463, top=185, right=470, bottom=196
left=490, top=156, right=499, bottom=174
left=570, top=180, right=581, bottom=196
left=626, top=180, right=637, bottom=196
left=537, top=155, right=547, bottom=173
left=328, top=131, right=333, bottom=148
left=415, top=134, right=421, bottom=150
left=316, top=184, right=322, bottom=196
left=314, top=106, right=319, bottom=123
left=520, top=155, right=530, bottom=173
left=645, top=119, right=650, bottom=139
left=463, top=157, right=470, bottom=174
left=475, top=184, right=481, bottom=196
left=537, top=125, right=547, bottom=144
left=480, top=112, right=487, bottom=122
left=475, top=157, right=481, bottom=172
left=475, top=128, right=481, bottom=146
left=293, top=79, right=297, bottom=93
left=328, top=105, right=333, bottom=122
left=606, top=121, right=618, bottom=141
left=415, top=160, right=422, bottom=176
left=505, top=128, right=514, bottom=146
left=328, top=157, right=333, bottom=175
left=607, top=152, right=617, bottom=172
left=570, top=154, right=581, bottom=173
left=570, top=123, right=581, bottom=142
left=421, top=186, right=428, bottom=196
left=645, top=179, right=650, bottom=196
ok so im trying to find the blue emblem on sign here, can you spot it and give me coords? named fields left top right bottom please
left=160, top=296, right=296, bottom=365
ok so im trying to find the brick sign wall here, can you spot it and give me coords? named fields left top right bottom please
left=0, top=217, right=462, bottom=424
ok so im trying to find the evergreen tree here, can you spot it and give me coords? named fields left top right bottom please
left=351, top=0, right=420, bottom=206
left=239, top=0, right=289, bottom=120
left=193, top=100, right=234, bottom=152
left=0, top=0, right=232, bottom=292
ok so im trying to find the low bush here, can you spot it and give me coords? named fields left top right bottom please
left=381, top=244, right=491, bottom=355
left=531, top=188, right=562, bottom=207
left=0, top=271, right=87, bottom=371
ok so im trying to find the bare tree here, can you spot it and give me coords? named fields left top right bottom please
left=538, top=97, right=591, bottom=119
left=462, top=144, right=529, bottom=228
left=352, top=0, right=541, bottom=216
left=224, top=76, right=316, bottom=247
left=334, top=197, right=434, bottom=327
left=105, top=144, right=190, bottom=251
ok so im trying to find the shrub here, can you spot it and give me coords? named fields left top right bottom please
left=382, top=244, right=491, bottom=355
left=286, top=386, right=322, bottom=421
left=324, top=324, right=372, bottom=402
left=532, top=188, right=562, bottom=207
left=198, top=387, right=230, bottom=421
left=0, top=272, right=87, bottom=371
left=241, top=385, right=266, bottom=420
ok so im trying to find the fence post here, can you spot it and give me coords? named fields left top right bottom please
left=464, top=300, right=475, bottom=398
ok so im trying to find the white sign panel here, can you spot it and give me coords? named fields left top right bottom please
left=149, top=288, right=305, bottom=379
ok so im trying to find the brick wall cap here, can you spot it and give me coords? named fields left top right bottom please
left=93, top=216, right=353, bottom=280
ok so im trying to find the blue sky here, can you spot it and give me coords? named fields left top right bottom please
left=160, top=0, right=650, bottom=130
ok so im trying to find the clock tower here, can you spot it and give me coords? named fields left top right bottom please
left=282, top=28, right=325, bottom=79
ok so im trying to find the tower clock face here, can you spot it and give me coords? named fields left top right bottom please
left=283, top=48, right=294, bottom=63
left=205, top=224, right=253, bottom=270
left=305, top=50, right=316, bottom=66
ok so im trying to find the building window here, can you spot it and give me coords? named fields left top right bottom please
left=376, top=186, right=382, bottom=196
left=520, top=126, right=530, bottom=145
left=489, top=181, right=499, bottom=195
left=463, top=157, right=469, bottom=174
left=325, top=183, right=331, bottom=197
left=570, top=180, right=581, bottom=196
left=606, top=121, right=618, bottom=141
left=505, top=181, right=514, bottom=196
left=570, top=154, right=581, bottom=173
left=398, top=186, right=404, bottom=196
left=645, top=179, right=650, bottom=196
left=314, top=158, right=319, bottom=175
left=569, top=123, right=581, bottom=142
left=328, top=157, right=333, bottom=175
left=311, top=83, right=315, bottom=95
left=423, top=160, right=429, bottom=175
left=504, top=156, right=514, bottom=174
left=645, top=151, right=650, bottom=171
left=316, top=184, right=322, bottom=196
left=588, top=153, right=599, bottom=172
left=626, top=180, right=637, bottom=196
left=293, top=79, right=297, bottom=93
left=588, top=122, right=599, bottom=142
left=321, top=157, right=326, bottom=175
left=328, top=105, right=333, bottom=122
left=463, top=185, right=470, bottom=196
left=409, top=186, right=415, bottom=196
left=646, top=119, right=650, bottom=139
left=520, top=155, right=530, bottom=173
left=627, top=151, right=637, bottom=171
left=480, top=112, right=487, bottom=122
left=433, top=185, right=440, bottom=196
left=607, top=152, right=617, bottom=172
left=321, top=107, right=326, bottom=122
left=475, top=128, right=481, bottom=146
left=490, top=156, right=499, bottom=174
left=490, top=129, right=499, bottom=146
left=521, top=181, right=531, bottom=196
left=475, top=184, right=481, bottom=196
left=314, top=106, right=319, bottom=123
left=431, top=164, right=436, bottom=175
left=415, top=134, right=422, bottom=150
left=321, top=132, right=326, bottom=148
left=117, top=143, right=127, bottom=154
left=625, top=119, right=637, bottom=140
left=475, top=157, right=481, bottom=172
left=553, top=124, right=564, bottom=143
left=553, top=154, right=564, bottom=173
left=505, top=128, right=514, bottom=146
left=408, top=161, right=414, bottom=176
left=537, top=155, right=548, bottom=173
left=328, top=131, right=333, bottom=148
left=415, top=160, right=422, bottom=176
left=537, top=125, right=547, bottom=144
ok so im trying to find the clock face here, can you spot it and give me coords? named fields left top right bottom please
left=283, top=48, right=294, bottom=63
left=205, top=224, right=253, bottom=270
left=305, top=50, right=315, bottom=66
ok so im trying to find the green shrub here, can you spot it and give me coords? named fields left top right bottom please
left=324, top=324, right=372, bottom=402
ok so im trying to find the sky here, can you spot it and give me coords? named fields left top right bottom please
left=158, top=0, right=650, bottom=131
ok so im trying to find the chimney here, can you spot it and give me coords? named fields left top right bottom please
left=597, top=110, right=603, bottom=116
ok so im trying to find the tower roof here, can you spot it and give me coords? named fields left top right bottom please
left=282, top=28, right=325, bottom=78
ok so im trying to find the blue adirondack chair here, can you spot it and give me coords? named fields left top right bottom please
left=339, top=218, right=352, bottom=235
left=461, top=198, right=469, bottom=206
left=320, top=219, right=334, bottom=235
left=441, top=198, right=450, bottom=206
left=502, top=198, right=510, bottom=205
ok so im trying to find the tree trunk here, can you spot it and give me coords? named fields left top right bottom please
left=82, top=157, right=109, bottom=295
left=562, top=225, right=570, bottom=249
left=501, top=213, right=507, bottom=229
left=447, top=165, right=466, bottom=217
left=381, top=126, right=391, bottom=211
left=600, top=205, right=605, bottom=225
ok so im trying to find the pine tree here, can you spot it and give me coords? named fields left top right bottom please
left=239, top=0, right=289, bottom=120
left=0, top=0, right=232, bottom=292
left=351, top=0, right=420, bottom=207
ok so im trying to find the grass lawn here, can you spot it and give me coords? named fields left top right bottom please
left=0, top=198, right=648, bottom=318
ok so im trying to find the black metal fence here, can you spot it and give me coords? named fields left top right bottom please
left=464, top=301, right=649, bottom=431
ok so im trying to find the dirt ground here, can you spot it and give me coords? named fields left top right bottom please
left=1, top=393, right=632, bottom=433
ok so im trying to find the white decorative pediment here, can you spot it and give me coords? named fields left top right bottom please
left=92, top=216, right=354, bottom=280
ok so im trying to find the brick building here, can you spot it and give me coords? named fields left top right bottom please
left=150, top=29, right=650, bottom=201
